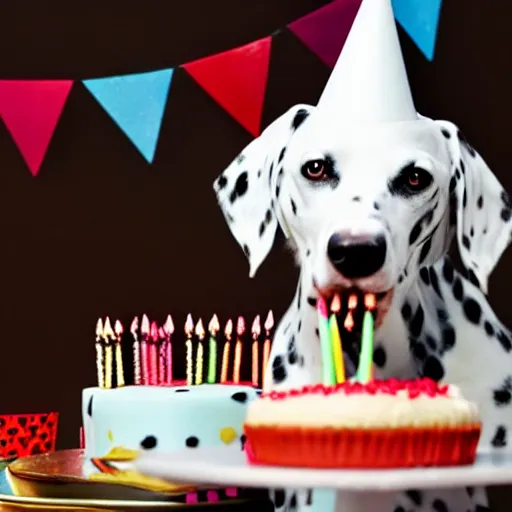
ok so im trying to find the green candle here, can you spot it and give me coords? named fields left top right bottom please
left=317, top=297, right=336, bottom=386
left=207, top=314, right=219, bottom=383
left=356, top=294, right=376, bottom=383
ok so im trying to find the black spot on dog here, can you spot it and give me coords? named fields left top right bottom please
left=278, top=147, right=286, bottom=163
left=352, top=196, right=361, bottom=202
left=470, top=226, right=474, bottom=237
left=463, top=298, right=482, bottom=324
left=412, top=341, right=427, bottom=360
left=291, top=199, right=297, bottom=215
left=455, top=168, right=461, bottom=180
left=265, top=209, right=272, bottom=223
left=229, top=172, right=248, bottom=203
left=274, top=490, right=286, bottom=508
left=425, top=335, right=437, bottom=351
left=306, top=249, right=311, bottom=257
left=373, top=346, right=387, bottom=368
left=467, top=269, right=480, bottom=289
left=423, top=356, right=445, bottom=381
left=493, top=378, right=512, bottom=407
left=449, top=194, right=457, bottom=226
left=442, top=326, right=456, bottom=351
left=491, top=426, right=507, bottom=448
left=268, top=163, right=274, bottom=186
left=452, top=277, right=464, bottom=302
left=409, top=219, right=423, bottom=245
left=462, top=235, right=471, bottom=250
left=502, top=190, right=512, bottom=209
left=315, top=328, right=319, bottom=337
left=484, top=321, right=494, bottom=336
left=297, top=320, right=302, bottom=332
left=497, top=330, right=512, bottom=352
left=401, top=302, right=412, bottom=321
left=217, top=174, right=228, bottom=190
left=477, top=195, right=483, bottom=209
left=419, top=267, right=430, bottom=285
left=243, top=244, right=250, bottom=259
left=441, top=128, right=451, bottom=139
left=410, top=305, right=424, bottom=337
left=463, top=188, right=467, bottom=208
left=419, top=238, right=432, bottom=264
left=449, top=176, right=457, bottom=193
left=288, top=336, right=298, bottom=365
left=236, top=153, right=245, bottom=164
left=258, top=221, right=266, bottom=237
left=405, top=490, right=423, bottom=506
left=442, top=258, right=454, bottom=283
left=429, top=267, right=442, bottom=299
left=257, top=169, right=262, bottom=178
left=307, top=297, right=317, bottom=307
left=291, top=109, right=309, bottom=131
left=186, top=436, right=200, bottom=448
left=398, top=274, right=403, bottom=283
left=140, top=435, right=157, bottom=449
left=374, top=202, right=380, bottom=210
left=272, top=356, right=287, bottom=384
left=231, top=392, right=248, bottom=403
left=297, top=283, right=302, bottom=309
left=501, top=208, right=512, bottom=222
left=432, top=498, right=449, bottom=512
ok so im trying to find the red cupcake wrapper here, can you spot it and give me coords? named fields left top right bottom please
left=244, top=423, right=481, bottom=468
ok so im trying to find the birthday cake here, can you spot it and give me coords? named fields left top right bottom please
left=244, top=379, right=481, bottom=469
left=82, top=312, right=271, bottom=498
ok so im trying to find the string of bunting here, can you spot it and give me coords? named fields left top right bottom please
left=0, top=0, right=442, bottom=177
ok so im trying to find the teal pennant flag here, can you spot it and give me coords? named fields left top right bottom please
left=392, top=0, right=443, bottom=61
left=83, top=69, right=174, bottom=163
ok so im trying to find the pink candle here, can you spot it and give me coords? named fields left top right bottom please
left=130, top=317, right=141, bottom=385
left=140, top=314, right=150, bottom=385
left=233, top=316, right=245, bottom=384
left=163, top=315, right=174, bottom=384
left=150, top=321, right=159, bottom=385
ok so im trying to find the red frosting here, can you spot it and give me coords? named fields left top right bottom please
left=261, top=379, right=450, bottom=401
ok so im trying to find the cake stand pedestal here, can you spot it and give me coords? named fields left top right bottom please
left=136, top=446, right=512, bottom=512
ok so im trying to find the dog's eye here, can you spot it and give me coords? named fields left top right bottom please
left=301, top=159, right=329, bottom=181
left=389, top=164, right=433, bottom=197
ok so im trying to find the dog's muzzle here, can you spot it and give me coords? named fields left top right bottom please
left=327, top=233, right=387, bottom=279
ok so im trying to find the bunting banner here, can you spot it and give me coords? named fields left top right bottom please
left=0, top=0, right=442, bottom=176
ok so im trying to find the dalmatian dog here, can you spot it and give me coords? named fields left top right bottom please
left=213, top=102, right=512, bottom=512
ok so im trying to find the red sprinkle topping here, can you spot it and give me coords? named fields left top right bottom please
left=261, top=379, right=450, bottom=401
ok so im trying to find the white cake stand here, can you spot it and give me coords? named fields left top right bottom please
left=136, top=446, right=512, bottom=512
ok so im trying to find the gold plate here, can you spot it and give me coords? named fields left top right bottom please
left=2, top=450, right=253, bottom=510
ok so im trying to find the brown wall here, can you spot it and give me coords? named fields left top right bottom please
left=0, top=1, right=511, bottom=508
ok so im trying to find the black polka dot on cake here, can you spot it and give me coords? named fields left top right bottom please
left=373, top=346, right=387, bottom=368
left=274, top=489, right=286, bottom=508
left=289, top=493, right=297, bottom=508
left=463, top=298, right=482, bottom=324
left=405, top=490, right=423, bottom=506
left=422, top=356, right=445, bottom=382
left=185, top=436, right=199, bottom=448
left=175, top=389, right=189, bottom=393
left=484, top=321, right=494, bottom=336
left=231, top=392, right=248, bottom=403
left=432, top=498, right=449, bottom=512
left=491, top=425, right=507, bottom=448
left=87, top=396, right=93, bottom=417
left=140, top=435, right=157, bottom=449
left=306, top=489, right=313, bottom=505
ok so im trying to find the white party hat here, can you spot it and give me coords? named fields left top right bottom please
left=317, top=0, right=417, bottom=124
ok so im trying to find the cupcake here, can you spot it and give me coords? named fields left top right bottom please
left=244, top=379, right=481, bottom=468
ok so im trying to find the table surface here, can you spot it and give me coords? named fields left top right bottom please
left=136, top=446, right=512, bottom=491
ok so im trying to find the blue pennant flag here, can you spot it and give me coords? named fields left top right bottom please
left=83, top=69, right=174, bottom=163
left=392, top=0, right=443, bottom=61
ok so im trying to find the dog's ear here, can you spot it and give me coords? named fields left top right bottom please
left=437, top=120, right=512, bottom=293
left=213, top=105, right=314, bottom=278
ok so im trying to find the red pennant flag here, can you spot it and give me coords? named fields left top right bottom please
left=288, top=0, right=362, bottom=68
left=183, top=37, right=271, bottom=137
left=0, top=80, right=73, bottom=176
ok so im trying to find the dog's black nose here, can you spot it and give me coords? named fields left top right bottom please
left=327, top=234, right=387, bottom=279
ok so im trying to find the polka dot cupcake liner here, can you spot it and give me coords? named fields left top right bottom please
left=244, top=423, right=481, bottom=468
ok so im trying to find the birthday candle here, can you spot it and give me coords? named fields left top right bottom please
left=357, top=294, right=376, bottom=384
left=233, top=317, right=245, bottom=384
left=221, top=319, right=233, bottom=383
left=207, top=314, right=220, bottom=384
left=157, top=326, right=166, bottom=385
left=149, top=322, right=159, bottom=385
left=329, top=294, right=345, bottom=384
left=262, top=311, right=274, bottom=390
left=251, top=316, right=261, bottom=387
left=317, top=297, right=335, bottom=386
left=114, top=320, right=125, bottom=387
left=141, top=315, right=150, bottom=385
left=185, top=314, right=194, bottom=386
left=195, top=319, right=205, bottom=385
left=130, top=317, right=141, bottom=385
left=344, top=294, right=357, bottom=332
left=103, top=317, right=114, bottom=389
left=95, top=318, right=105, bottom=388
left=163, top=315, right=174, bottom=385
